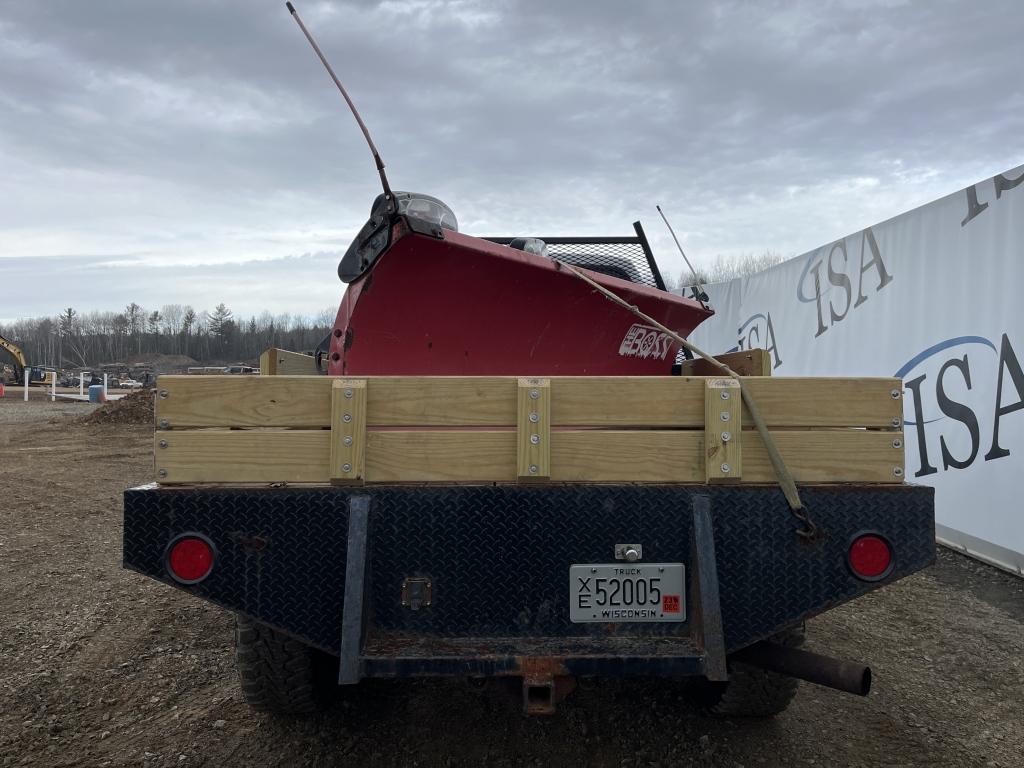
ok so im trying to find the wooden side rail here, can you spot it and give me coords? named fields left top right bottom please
left=152, top=375, right=905, bottom=486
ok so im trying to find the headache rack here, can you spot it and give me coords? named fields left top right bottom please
left=483, top=222, right=667, bottom=291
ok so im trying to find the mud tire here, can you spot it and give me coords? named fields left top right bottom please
left=234, top=615, right=336, bottom=715
left=693, top=624, right=805, bottom=718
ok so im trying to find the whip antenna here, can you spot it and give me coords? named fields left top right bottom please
left=286, top=2, right=393, bottom=200
left=656, top=204, right=708, bottom=309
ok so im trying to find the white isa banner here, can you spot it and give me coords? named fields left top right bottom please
left=689, top=164, right=1024, bottom=576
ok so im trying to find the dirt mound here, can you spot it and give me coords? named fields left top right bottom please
left=81, top=389, right=155, bottom=425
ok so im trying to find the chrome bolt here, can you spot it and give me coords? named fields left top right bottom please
left=624, top=547, right=640, bottom=562
left=892, top=438, right=903, bottom=449
left=343, top=413, right=352, bottom=423
left=891, top=389, right=901, bottom=399
left=159, top=419, right=169, bottom=429
left=530, top=434, right=540, bottom=445
left=591, top=567, right=597, bottom=574
left=342, top=463, right=352, bottom=473
left=721, top=431, right=731, bottom=442
left=529, top=412, right=539, bottom=423
left=343, top=436, right=353, bottom=446
left=158, top=469, right=167, bottom=478
left=721, top=463, right=731, bottom=473
left=891, top=417, right=902, bottom=428
left=344, top=388, right=353, bottom=399
left=721, top=390, right=731, bottom=400
left=529, top=464, right=538, bottom=474
left=529, top=389, right=540, bottom=400
left=720, top=411, right=731, bottom=422
left=158, top=389, right=169, bottom=399
left=158, top=440, right=168, bottom=449
left=893, top=466, right=904, bottom=477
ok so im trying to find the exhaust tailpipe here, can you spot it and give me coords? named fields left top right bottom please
left=732, top=641, right=871, bottom=696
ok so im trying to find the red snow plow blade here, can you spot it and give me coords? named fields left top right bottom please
left=327, top=217, right=712, bottom=377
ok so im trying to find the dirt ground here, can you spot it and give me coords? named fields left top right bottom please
left=1, top=397, right=1022, bottom=768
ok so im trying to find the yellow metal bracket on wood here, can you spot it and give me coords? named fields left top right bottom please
left=330, top=379, right=366, bottom=484
left=705, top=378, right=742, bottom=482
left=517, top=378, right=550, bottom=480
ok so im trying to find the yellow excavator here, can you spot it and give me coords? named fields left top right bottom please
left=0, top=333, right=55, bottom=386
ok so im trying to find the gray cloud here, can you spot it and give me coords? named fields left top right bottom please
left=1, top=0, right=1022, bottom=320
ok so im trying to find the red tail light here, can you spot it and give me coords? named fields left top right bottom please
left=848, top=534, right=893, bottom=581
left=166, top=534, right=215, bottom=584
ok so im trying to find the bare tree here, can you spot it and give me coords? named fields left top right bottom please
left=1, top=303, right=336, bottom=370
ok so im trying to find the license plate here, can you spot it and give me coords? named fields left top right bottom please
left=569, top=563, right=685, bottom=623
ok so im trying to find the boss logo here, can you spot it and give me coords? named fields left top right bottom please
left=797, top=227, right=893, bottom=338
left=618, top=323, right=673, bottom=361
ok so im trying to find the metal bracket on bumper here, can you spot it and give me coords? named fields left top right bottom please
left=338, top=494, right=371, bottom=684
left=690, top=495, right=728, bottom=681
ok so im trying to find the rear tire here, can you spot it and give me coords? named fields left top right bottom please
left=692, top=624, right=805, bottom=718
left=234, top=615, right=337, bottom=715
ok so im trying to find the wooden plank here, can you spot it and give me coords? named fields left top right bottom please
left=517, top=378, right=550, bottom=480
left=259, top=347, right=319, bottom=376
left=155, top=376, right=513, bottom=429
left=551, top=377, right=902, bottom=428
left=366, top=431, right=516, bottom=483
left=156, top=431, right=331, bottom=484
left=550, top=431, right=702, bottom=482
left=363, top=376, right=515, bottom=426
left=258, top=348, right=275, bottom=376
left=678, top=349, right=772, bottom=377
left=330, top=379, right=366, bottom=484
left=155, top=375, right=903, bottom=429
left=744, top=429, right=903, bottom=483
left=157, top=376, right=333, bottom=429
left=553, top=429, right=902, bottom=483
left=705, top=378, right=741, bottom=482
left=156, top=428, right=903, bottom=485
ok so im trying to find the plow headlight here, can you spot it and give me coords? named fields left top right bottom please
left=396, top=193, right=458, bottom=232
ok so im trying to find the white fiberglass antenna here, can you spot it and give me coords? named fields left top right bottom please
left=286, top=2, right=393, bottom=202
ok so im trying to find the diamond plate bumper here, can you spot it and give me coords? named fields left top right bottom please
left=123, top=483, right=934, bottom=679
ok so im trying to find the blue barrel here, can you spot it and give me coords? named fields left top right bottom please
left=88, top=384, right=106, bottom=403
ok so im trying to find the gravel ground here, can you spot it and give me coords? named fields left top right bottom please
left=0, top=389, right=99, bottom=424
left=1, top=399, right=1022, bottom=767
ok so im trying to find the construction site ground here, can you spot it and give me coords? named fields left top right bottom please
left=1, top=395, right=1022, bottom=768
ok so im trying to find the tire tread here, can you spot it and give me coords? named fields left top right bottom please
left=234, top=615, right=325, bottom=715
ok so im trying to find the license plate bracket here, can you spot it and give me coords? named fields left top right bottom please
left=569, top=563, right=685, bottom=623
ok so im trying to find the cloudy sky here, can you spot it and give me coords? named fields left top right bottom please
left=1, top=0, right=1022, bottom=322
